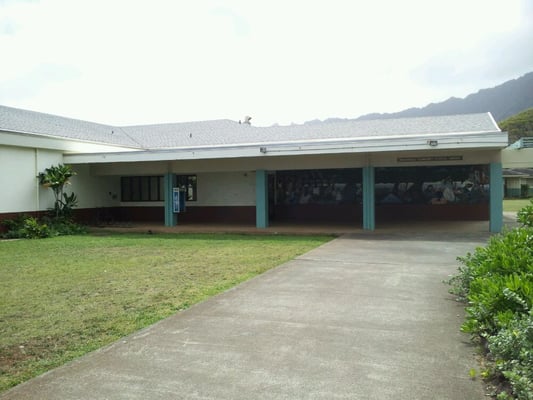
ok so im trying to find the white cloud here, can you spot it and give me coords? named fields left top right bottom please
left=0, top=63, right=80, bottom=102
left=0, top=0, right=531, bottom=126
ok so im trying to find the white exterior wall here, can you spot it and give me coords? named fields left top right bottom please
left=0, top=146, right=37, bottom=213
left=369, top=149, right=501, bottom=167
left=505, top=178, right=523, bottom=190
left=505, top=177, right=533, bottom=190
left=69, top=165, right=121, bottom=208
left=502, top=147, right=533, bottom=169
left=0, top=145, right=63, bottom=213
left=0, top=145, right=120, bottom=214
left=193, top=172, right=255, bottom=207
left=77, top=166, right=256, bottom=207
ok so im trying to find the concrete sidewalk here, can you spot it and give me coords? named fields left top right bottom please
left=2, top=232, right=489, bottom=399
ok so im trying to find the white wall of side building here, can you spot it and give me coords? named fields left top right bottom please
left=502, top=147, right=533, bottom=169
left=505, top=177, right=524, bottom=190
left=0, top=146, right=63, bottom=213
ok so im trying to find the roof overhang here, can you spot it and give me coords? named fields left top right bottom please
left=0, top=129, right=138, bottom=153
left=503, top=168, right=533, bottom=178
left=64, top=130, right=508, bottom=164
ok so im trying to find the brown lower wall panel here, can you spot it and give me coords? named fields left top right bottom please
left=0, top=203, right=489, bottom=233
left=274, top=203, right=488, bottom=223
left=273, top=204, right=362, bottom=223
left=179, top=206, right=256, bottom=224
left=74, top=206, right=256, bottom=225
left=376, top=203, right=489, bottom=221
left=72, top=207, right=164, bottom=224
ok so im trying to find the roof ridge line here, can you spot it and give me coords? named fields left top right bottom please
left=114, top=126, right=146, bottom=149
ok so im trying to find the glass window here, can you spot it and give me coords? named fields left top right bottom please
left=149, top=176, right=159, bottom=200
left=121, top=176, right=164, bottom=202
left=121, top=177, right=132, bottom=201
left=140, top=177, right=150, bottom=201
left=177, top=175, right=197, bottom=201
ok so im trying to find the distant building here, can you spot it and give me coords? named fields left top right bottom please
left=502, top=138, right=533, bottom=198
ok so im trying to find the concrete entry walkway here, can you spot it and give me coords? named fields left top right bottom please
left=1, top=232, right=489, bottom=399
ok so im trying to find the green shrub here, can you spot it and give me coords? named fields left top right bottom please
left=448, top=200, right=533, bottom=399
left=455, top=227, right=533, bottom=336
left=1, top=215, right=86, bottom=239
left=488, top=311, right=533, bottom=400
left=517, top=199, right=533, bottom=227
left=1, top=214, right=30, bottom=238
left=462, top=274, right=533, bottom=335
left=449, top=228, right=533, bottom=303
left=1, top=215, right=50, bottom=239
left=45, top=217, right=87, bottom=236
left=20, top=217, right=51, bottom=239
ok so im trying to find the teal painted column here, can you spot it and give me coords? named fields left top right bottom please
left=362, top=166, right=375, bottom=231
left=489, top=162, right=503, bottom=233
left=256, top=170, right=268, bottom=229
left=164, top=173, right=177, bottom=227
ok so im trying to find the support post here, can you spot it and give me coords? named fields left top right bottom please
left=489, top=162, right=503, bottom=233
left=362, top=166, right=375, bottom=231
left=164, top=173, right=177, bottom=227
left=256, top=170, right=268, bottom=229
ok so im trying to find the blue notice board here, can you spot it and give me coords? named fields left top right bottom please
left=172, top=188, right=186, bottom=213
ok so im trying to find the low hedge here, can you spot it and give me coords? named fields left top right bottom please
left=1, top=214, right=86, bottom=239
left=448, top=199, right=533, bottom=399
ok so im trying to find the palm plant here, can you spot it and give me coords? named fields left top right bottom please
left=37, top=164, right=78, bottom=219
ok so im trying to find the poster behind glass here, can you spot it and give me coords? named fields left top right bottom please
left=375, top=165, right=489, bottom=205
left=275, top=169, right=362, bottom=206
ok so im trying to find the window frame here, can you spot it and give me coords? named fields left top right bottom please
left=120, top=175, right=197, bottom=202
left=120, top=176, right=164, bottom=202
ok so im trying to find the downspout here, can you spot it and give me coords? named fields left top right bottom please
left=35, top=149, right=40, bottom=211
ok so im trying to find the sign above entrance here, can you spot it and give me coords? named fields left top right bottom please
left=397, top=155, right=463, bottom=162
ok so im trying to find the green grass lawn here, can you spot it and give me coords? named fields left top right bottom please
left=503, top=198, right=532, bottom=212
left=0, top=233, right=331, bottom=392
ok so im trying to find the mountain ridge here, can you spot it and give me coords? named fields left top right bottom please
left=304, top=71, right=533, bottom=125
left=356, top=71, right=533, bottom=122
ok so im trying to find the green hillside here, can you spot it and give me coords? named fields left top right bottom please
left=499, top=107, right=533, bottom=144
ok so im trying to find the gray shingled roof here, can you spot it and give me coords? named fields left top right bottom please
left=0, top=104, right=500, bottom=150
left=0, top=105, right=141, bottom=148
left=122, top=113, right=500, bottom=149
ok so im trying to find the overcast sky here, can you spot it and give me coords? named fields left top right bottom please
left=0, top=0, right=532, bottom=127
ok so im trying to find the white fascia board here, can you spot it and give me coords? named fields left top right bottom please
left=0, top=130, right=137, bottom=153
left=64, top=130, right=507, bottom=164
left=65, top=147, right=264, bottom=163
left=261, top=131, right=508, bottom=156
